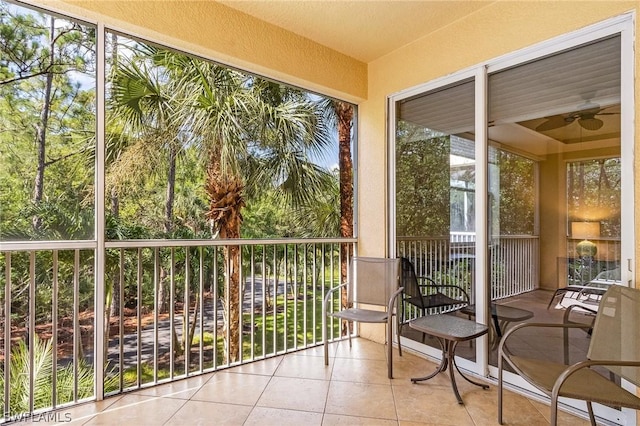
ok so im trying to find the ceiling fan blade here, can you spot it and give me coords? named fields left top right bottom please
left=536, top=116, right=569, bottom=132
left=578, top=117, right=604, bottom=131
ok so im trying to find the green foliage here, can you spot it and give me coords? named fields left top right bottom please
left=493, top=149, right=535, bottom=235
left=119, top=363, right=170, bottom=388
left=395, top=122, right=451, bottom=237
left=0, top=335, right=117, bottom=416
left=1, top=250, right=95, bottom=324
left=2, top=3, right=345, bottom=243
left=192, top=332, right=214, bottom=347
left=0, top=2, right=96, bottom=241
left=104, top=33, right=340, bottom=240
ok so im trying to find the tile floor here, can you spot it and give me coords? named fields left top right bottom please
left=33, top=337, right=591, bottom=426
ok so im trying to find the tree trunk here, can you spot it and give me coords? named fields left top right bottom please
left=158, top=144, right=177, bottom=313
left=32, top=16, right=56, bottom=231
left=164, top=144, right=177, bottom=235
left=205, top=152, right=245, bottom=362
left=223, top=242, right=241, bottom=362
left=336, top=102, right=354, bottom=335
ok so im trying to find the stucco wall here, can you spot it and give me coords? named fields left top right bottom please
left=50, top=0, right=367, bottom=102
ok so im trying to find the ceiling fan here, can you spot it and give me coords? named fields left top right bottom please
left=535, top=102, right=619, bottom=132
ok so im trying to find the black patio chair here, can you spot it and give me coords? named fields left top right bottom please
left=399, top=257, right=470, bottom=340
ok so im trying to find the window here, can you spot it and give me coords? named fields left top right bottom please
left=0, top=2, right=96, bottom=240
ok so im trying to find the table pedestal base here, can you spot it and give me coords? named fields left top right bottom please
left=411, top=337, right=489, bottom=404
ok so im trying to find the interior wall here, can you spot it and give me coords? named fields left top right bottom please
left=50, top=0, right=367, bottom=102
left=539, top=145, right=621, bottom=291
left=363, top=1, right=638, bottom=269
left=538, top=154, right=563, bottom=290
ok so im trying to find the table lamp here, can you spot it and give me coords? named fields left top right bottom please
left=571, top=221, right=600, bottom=258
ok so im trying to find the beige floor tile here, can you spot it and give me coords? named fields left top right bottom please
left=393, top=383, right=474, bottom=425
left=226, top=355, right=284, bottom=376
left=334, top=338, right=387, bottom=361
left=458, top=386, right=511, bottom=426
left=164, top=400, right=252, bottom=425
left=131, top=373, right=213, bottom=399
left=492, top=390, right=556, bottom=426
left=322, top=413, right=399, bottom=425
left=389, top=351, right=450, bottom=386
left=295, top=343, right=335, bottom=358
left=83, top=394, right=186, bottom=425
left=244, top=406, right=323, bottom=426
left=190, top=371, right=271, bottom=405
left=275, top=353, right=334, bottom=380
left=529, top=399, right=591, bottom=425
left=39, top=397, right=123, bottom=426
left=332, top=357, right=391, bottom=385
left=257, top=376, right=329, bottom=412
left=325, top=381, right=397, bottom=420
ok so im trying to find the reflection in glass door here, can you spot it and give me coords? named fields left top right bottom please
left=487, top=35, right=622, bottom=420
left=394, top=80, right=476, bottom=357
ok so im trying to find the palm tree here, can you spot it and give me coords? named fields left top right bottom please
left=319, top=99, right=354, bottom=333
left=109, top=45, right=336, bottom=362
left=108, top=43, right=185, bottom=317
left=172, top=61, right=334, bottom=360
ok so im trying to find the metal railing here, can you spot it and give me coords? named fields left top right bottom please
left=0, top=238, right=355, bottom=422
left=397, top=235, right=539, bottom=322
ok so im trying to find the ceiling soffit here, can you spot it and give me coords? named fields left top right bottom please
left=216, top=1, right=493, bottom=63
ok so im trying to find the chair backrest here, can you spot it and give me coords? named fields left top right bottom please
left=588, top=284, right=640, bottom=386
left=348, top=257, right=400, bottom=307
left=400, top=257, right=422, bottom=300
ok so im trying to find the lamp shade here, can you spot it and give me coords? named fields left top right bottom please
left=571, top=221, right=601, bottom=239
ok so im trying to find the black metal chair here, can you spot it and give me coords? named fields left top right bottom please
left=399, top=257, right=470, bottom=340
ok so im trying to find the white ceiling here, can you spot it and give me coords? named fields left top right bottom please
left=216, top=1, right=494, bottom=63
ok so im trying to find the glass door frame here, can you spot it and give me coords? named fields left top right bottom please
left=388, top=12, right=635, bottom=424
left=387, top=67, right=490, bottom=375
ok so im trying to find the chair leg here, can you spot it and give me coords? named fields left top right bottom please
left=396, top=314, right=402, bottom=357
left=547, top=289, right=564, bottom=309
left=498, top=355, right=504, bottom=424
left=587, top=401, right=596, bottom=426
left=550, top=395, right=559, bottom=426
left=387, top=317, right=393, bottom=379
left=421, top=308, right=427, bottom=343
left=323, top=316, right=329, bottom=366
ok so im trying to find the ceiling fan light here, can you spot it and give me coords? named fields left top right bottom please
left=579, top=117, right=603, bottom=131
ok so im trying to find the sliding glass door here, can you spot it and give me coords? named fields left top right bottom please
left=390, top=16, right=633, bottom=425
left=485, top=34, right=625, bottom=421
left=394, top=79, right=477, bottom=358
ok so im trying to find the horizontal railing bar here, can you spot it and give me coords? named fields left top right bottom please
left=0, top=238, right=356, bottom=251
left=105, top=237, right=356, bottom=249
left=491, top=235, right=541, bottom=240
left=397, top=235, right=546, bottom=241
left=0, top=240, right=97, bottom=251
